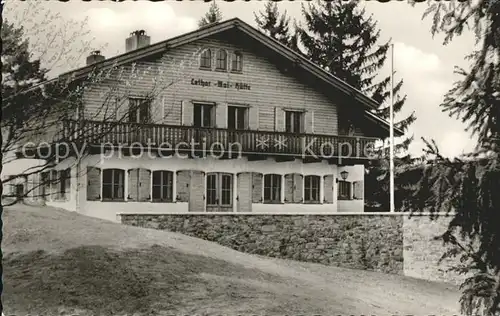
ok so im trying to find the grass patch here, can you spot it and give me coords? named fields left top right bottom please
left=4, top=244, right=285, bottom=315
left=2, top=205, right=462, bottom=315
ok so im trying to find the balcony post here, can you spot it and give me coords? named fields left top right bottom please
left=356, top=137, right=360, bottom=158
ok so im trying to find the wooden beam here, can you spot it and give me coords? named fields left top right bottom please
left=247, top=154, right=267, bottom=161
left=275, top=156, right=295, bottom=163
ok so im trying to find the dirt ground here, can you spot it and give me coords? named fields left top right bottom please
left=2, top=204, right=461, bottom=315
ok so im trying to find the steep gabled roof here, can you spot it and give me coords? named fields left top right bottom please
left=60, top=17, right=403, bottom=136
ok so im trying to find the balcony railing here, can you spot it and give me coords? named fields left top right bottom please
left=57, top=120, right=378, bottom=159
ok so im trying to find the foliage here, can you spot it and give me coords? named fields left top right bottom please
left=279, top=0, right=413, bottom=210
left=406, top=1, right=500, bottom=314
left=198, top=1, right=223, bottom=28
left=254, top=2, right=299, bottom=51
left=1, top=4, right=202, bottom=206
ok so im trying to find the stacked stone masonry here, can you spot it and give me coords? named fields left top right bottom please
left=119, top=213, right=462, bottom=285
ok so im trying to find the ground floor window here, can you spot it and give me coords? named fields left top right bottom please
left=41, top=169, right=71, bottom=201
left=338, top=180, right=351, bottom=200
left=58, top=169, right=71, bottom=200
left=304, top=175, right=320, bottom=203
left=152, top=170, right=173, bottom=202
left=206, top=172, right=233, bottom=211
left=102, top=169, right=125, bottom=201
left=264, top=174, right=281, bottom=203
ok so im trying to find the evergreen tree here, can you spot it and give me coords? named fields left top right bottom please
left=296, top=0, right=414, bottom=150
left=2, top=20, right=47, bottom=125
left=198, top=1, right=223, bottom=28
left=254, top=2, right=299, bottom=51
left=295, top=0, right=415, bottom=211
left=406, top=1, right=500, bottom=314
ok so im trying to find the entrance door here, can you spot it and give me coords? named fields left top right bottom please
left=206, top=172, right=233, bottom=212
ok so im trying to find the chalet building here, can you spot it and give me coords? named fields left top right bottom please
left=20, top=18, right=403, bottom=221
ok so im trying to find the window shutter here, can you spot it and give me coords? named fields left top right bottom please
left=237, top=172, right=252, bottom=212
left=216, top=103, right=228, bottom=129
left=353, top=181, right=364, bottom=200
left=305, top=110, right=314, bottom=134
left=323, top=175, right=334, bottom=204
left=293, top=174, right=303, bottom=203
left=25, top=175, right=34, bottom=201
left=274, top=107, right=284, bottom=132
left=33, top=172, right=42, bottom=202
left=252, top=172, right=263, bottom=203
left=181, top=100, right=193, bottom=126
left=248, top=106, right=259, bottom=130
left=127, top=168, right=139, bottom=201
left=116, top=96, right=127, bottom=123
left=176, top=170, right=190, bottom=202
left=188, top=170, right=205, bottom=212
left=64, top=169, right=71, bottom=199
left=41, top=171, right=49, bottom=201
left=138, top=168, right=151, bottom=202
left=284, top=174, right=293, bottom=203
left=86, top=167, right=101, bottom=201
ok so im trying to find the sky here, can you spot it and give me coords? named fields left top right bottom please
left=4, top=0, right=477, bottom=159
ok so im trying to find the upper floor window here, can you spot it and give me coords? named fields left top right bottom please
left=152, top=170, right=173, bottom=202
left=216, top=49, right=227, bottom=71
left=193, top=103, right=215, bottom=128
left=128, top=97, right=151, bottom=123
left=304, top=175, right=320, bottom=203
left=102, top=169, right=125, bottom=201
left=264, top=174, right=281, bottom=204
left=338, top=180, right=351, bottom=200
left=285, top=110, right=303, bottom=134
left=227, top=106, right=248, bottom=130
left=200, top=49, right=212, bottom=69
left=231, top=51, right=242, bottom=72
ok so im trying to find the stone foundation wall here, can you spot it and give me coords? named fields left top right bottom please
left=119, top=213, right=461, bottom=284
left=403, top=214, right=463, bottom=285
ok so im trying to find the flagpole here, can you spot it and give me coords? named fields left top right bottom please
left=389, top=43, right=395, bottom=213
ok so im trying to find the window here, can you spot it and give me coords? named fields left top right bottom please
left=264, top=174, right=281, bottom=203
left=200, top=49, right=212, bottom=69
left=50, top=170, right=58, bottom=199
left=58, top=169, right=71, bottom=200
left=231, top=51, right=242, bottom=72
left=128, top=98, right=151, bottom=123
left=102, top=169, right=125, bottom=200
left=285, top=111, right=303, bottom=133
left=206, top=173, right=233, bottom=211
left=304, top=175, right=320, bottom=203
left=216, top=49, right=227, bottom=70
left=338, top=180, right=351, bottom=200
left=193, top=103, right=215, bottom=128
left=152, top=170, right=173, bottom=202
left=227, top=106, right=247, bottom=130
left=42, top=169, right=70, bottom=201
left=15, top=184, right=24, bottom=199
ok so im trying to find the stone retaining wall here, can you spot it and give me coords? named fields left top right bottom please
left=403, top=214, right=464, bottom=285
left=119, top=213, right=461, bottom=284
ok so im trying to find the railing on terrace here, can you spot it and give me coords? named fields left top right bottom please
left=53, top=120, right=378, bottom=159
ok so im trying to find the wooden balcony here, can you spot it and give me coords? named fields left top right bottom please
left=40, top=120, right=379, bottom=160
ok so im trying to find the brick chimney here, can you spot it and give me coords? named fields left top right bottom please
left=126, top=30, right=151, bottom=53
left=86, top=50, right=105, bottom=66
